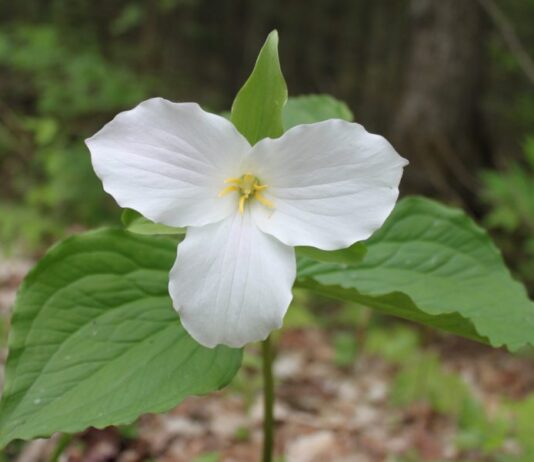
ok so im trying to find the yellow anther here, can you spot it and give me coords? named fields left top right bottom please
left=254, top=191, right=274, bottom=209
left=218, top=185, right=239, bottom=197
left=219, top=173, right=274, bottom=214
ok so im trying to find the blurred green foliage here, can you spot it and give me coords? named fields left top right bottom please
left=481, top=137, right=534, bottom=292
left=0, top=21, right=152, bottom=252
left=512, top=395, right=534, bottom=457
left=485, top=1, right=534, bottom=140
left=367, top=325, right=534, bottom=461
left=230, top=321, right=534, bottom=461
left=192, top=453, right=220, bottom=462
left=1, top=0, right=533, bottom=266
left=333, top=331, right=359, bottom=367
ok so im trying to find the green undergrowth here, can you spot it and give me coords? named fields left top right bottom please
left=366, top=324, right=534, bottom=462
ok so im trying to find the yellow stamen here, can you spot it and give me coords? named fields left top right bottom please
left=218, top=185, right=239, bottom=197
left=239, top=195, right=246, bottom=215
left=219, top=173, right=274, bottom=214
left=254, top=191, right=274, bottom=209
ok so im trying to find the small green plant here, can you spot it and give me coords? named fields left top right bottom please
left=192, top=453, right=220, bottom=462
left=1, top=32, right=534, bottom=462
left=333, top=331, right=359, bottom=367
left=481, top=136, right=534, bottom=290
left=390, top=353, right=470, bottom=417
left=368, top=326, right=534, bottom=460
left=365, top=325, right=421, bottom=364
left=457, top=398, right=510, bottom=456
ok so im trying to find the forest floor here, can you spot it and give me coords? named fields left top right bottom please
left=1, top=257, right=534, bottom=462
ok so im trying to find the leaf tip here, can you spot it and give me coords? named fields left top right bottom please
left=266, top=29, right=279, bottom=42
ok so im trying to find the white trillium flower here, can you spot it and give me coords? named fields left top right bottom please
left=86, top=97, right=408, bottom=348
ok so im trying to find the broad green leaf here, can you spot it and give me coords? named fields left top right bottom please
left=297, top=197, right=534, bottom=350
left=230, top=30, right=287, bottom=144
left=121, top=209, right=185, bottom=235
left=120, top=208, right=144, bottom=226
left=296, top=242, right=366, bottom=265
left=283, top=94, right=353, bottom=130
left=0, top=230, right=242, bottom=447
left=298, top=278, right=484, bottom=342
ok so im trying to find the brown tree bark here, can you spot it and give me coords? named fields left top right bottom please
left=393, top=0, right=488, bottom=207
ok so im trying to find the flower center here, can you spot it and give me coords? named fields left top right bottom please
left=218, top=173, right=274, bottom=214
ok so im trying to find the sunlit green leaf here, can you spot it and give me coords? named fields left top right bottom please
left=297, top=196, right=534, bottom=350
left=0, top=230, right=242, bottom=447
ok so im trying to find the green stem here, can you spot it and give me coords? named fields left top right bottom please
left=49, top=433, right=73, bottom=462
left=261, top=336, right=275, bottom=462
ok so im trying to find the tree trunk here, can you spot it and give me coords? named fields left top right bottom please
left=393, top=0, right=488, bottom=208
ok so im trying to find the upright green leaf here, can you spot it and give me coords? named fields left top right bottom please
left=0, top=230, right=242, bottom=447
left=297, top=197, right=534, bottom=350
left=230, top=30, right=287, bottom=144
left=283, top=94, right=353, bottom=130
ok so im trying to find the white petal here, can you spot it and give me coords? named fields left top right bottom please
left=86, top=98, right=251, bottom=227
left=169, top=211, right=296, bottom=348
left=245, top=120, right=408, bottom=250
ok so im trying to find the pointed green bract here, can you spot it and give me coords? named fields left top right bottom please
left=297, top=197, right=534, bottom=351
left=230, top=30, right=287, bottom=144
left=0, top=230, right=242, bottom=447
